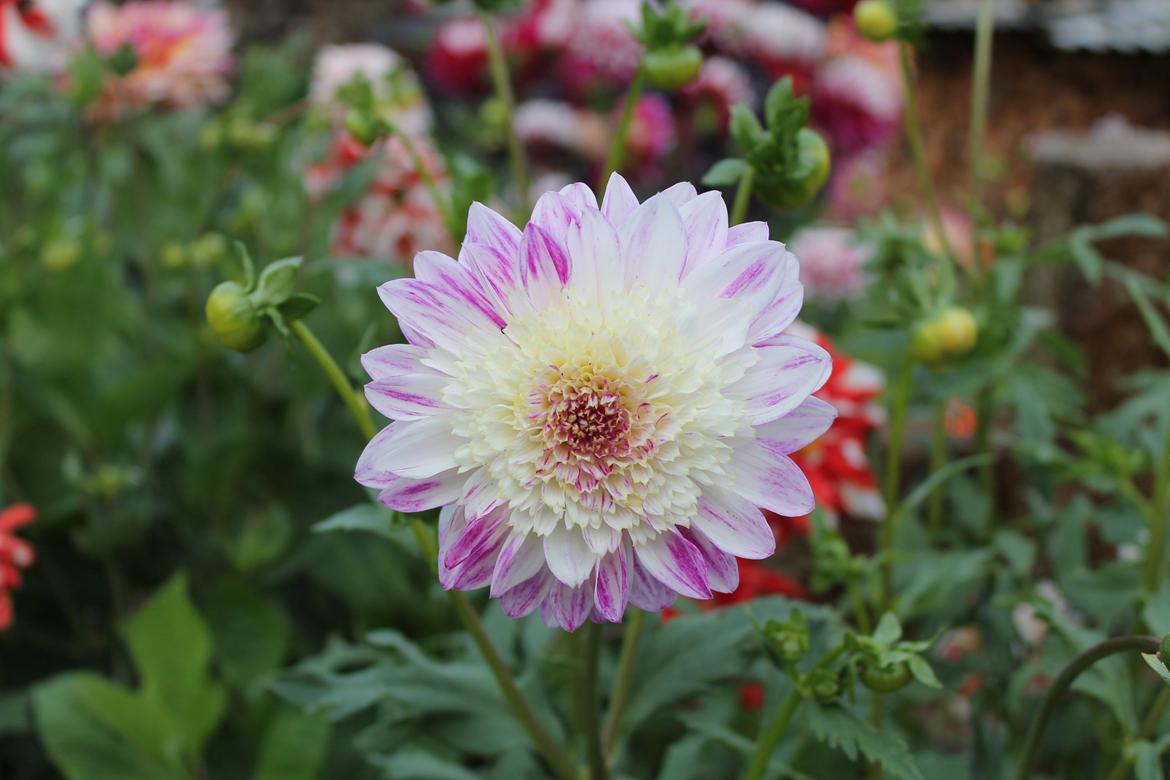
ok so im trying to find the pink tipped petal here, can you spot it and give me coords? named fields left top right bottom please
left=413, top=250, right=507, bottom=328
left=365, top=371, right=447, bottom=420
left=448, top=533, right=506, bottom=590
left=499, top=571, right=551, bottom=617
left=593, top=545, right=631, bottom=622
left=437, top=506, right=469, bottom=588
left=461, top=468, right=502, bottom=520
left=530, top=191, right=579, bottom=242
left=466, top=202, right=521, bottom=258
left=629, top=555, right=678, bottom=611
left=544, top=528, right=598, bottom=587
left=732, top=336, right=832, bottom=425
left=693, top=487, right=776, bottom=559
left=355, top=417, right=461, bottom=482
left=731, top=441, right=816, bottom=517
left=726, top=221, right=769, bottom=247
left=567, top=206, right=624, bottom=299
left=490, top=532, right=546, bottom=597
left=559, top=182, right=599, bottom=211
left=521, top=223, right=571, bottom=308
left=601, top=172, right=639, bottom=225
left=755, top=396, right=838, bottom=455
left=541, top=579, right=593, bottom=631
left=750, top=278, right=804, bottom=344
left=635, top=532, right=712, bottom=600
left=678, top=191, right=730, bottom=277
left=377, top=471, right=464, bottom=513
left=620, top=196, right=686, bottom=285
left=659, top=181, right=699, bottom=207
left=360, top=343, right=432, bottom=380
left=443, top=508, right=507, bottom=570
left=460, top=243, right=522, bottom=317
left=378, top=279, right=504, bottom=354
left=681, top=527, right=740, bottom=593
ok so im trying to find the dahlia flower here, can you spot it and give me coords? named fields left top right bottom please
left=560, top=0, right=642, bottom=90
left=427, top=17, right=488, bottom=93
left=0, top=0, right=83, bottom=72
left=812, top=54, right=901, bottom=155
left=682, top=56, right=754, bottom=133
left=86, top=0, right=233, bottom=118
left=310, top=43, right=432, bottom=137
left=788, top=226, right=870, bottom=301
left=824, top=150, right=887, bottom=219
left=741, top=3, right=825, bottom=89
left=356, top=175, right=835, bottom=630
left=0, top=504, right=36, bottom=631
left=305, top=133, right=452, bottom=263
left=515, top=99, right=608, bottom=162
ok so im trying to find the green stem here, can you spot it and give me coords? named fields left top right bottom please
left=897, top=43, right=959, bottom=271
left=1143, top=417, right=1170, bottom=593
left=1016, top=635, right=1160, bottom=780
left=602, top=608, right=646, bottom=760
left=583, top=623, right=609, bottom=780
left=967, top=0, right=997, bottom=263
left=927, top=400, right=948, bottom=537
left=599, top=67, right=646, bottom=194
left=396, top=130, right=455, bottom=239
left=289, top=320, right=376, bottom=441
left=1101, top=687, right=1170, bottom=780
left=730, top=166, right=757, bottom=227
left=974, top=384, right=995, bottom=536
left=479, top=8, right=530, bottom=216
left=878, top=354, right=915, bottom=607
left=742, top=691, right=802, bottom=780
left=293, top=326, right=577, bottom=780
left=849, top=580, right=872, bottom=634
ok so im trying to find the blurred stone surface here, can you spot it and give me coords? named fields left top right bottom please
left=1029, top=121, right=1170, bottom=407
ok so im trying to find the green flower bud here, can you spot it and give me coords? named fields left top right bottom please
left=764, top=618, right=810, bottom=667
left=910, top=317, right=946, bottom=364
left=934, top=306, right=978, bottom=356
left=41, top=239, right=82, bottom=272
left=643, top=44, right=703, bottom=91
left=161, top=242, right=188, bottom=269
left=190, top=234, right=229, bottom=268
left=860, top=661, right=914, bottom=693
left=854, top=0, right=899, bottom=42
left=757, top=129, right=831, bottom=209
left=806, top=668, right=842, bottom=704
left=206, top=281, right=266, bottom=352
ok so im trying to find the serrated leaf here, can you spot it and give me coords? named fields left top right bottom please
left=805, top=703, right=925, bottom=780
left=701, top=158, right=747, bottom=188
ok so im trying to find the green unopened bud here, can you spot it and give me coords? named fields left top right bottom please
left=806, top=668, right=842, bottom=704
left=206, top=281, right=266, bottom=352
left=643, top=44, right=703, bottom=90
left=860, top=661, right=914, bottom=693
left=756, top=128, right=831, bottom=209
left=41, top=239, right=82, bottom=272
left=934, top=306, right=978, bottom=355
left=190, top=234, right=229, bottom=268
left=854, top=0, right=899, bottom=42
left=764, top=619, right=810, bottom=667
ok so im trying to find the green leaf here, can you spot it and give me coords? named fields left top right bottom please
left=897, top=454, right=994, bottom=517
left=32, top=674, right=187, bottom=780
left=1142, top=653, right=1170, bottom=687
left=1125, top=276, right=1170, bottom=362
left=805, top=703, right=926, bottom=780
left=118, top=573, right=227, bottom=755
left=251, top=707, right=330, bottom=780
left=905, top=655, right=942, bottom=689
left=203, top=580, right=291, bottom=686
left=254, top=256, right=304, bottom=305
left=233, top=240, right=257, bottom=291
left=1143, top=583, right=1170, bottom=636
left=72, top=676, right=181, bottom=767
left=874, top=613, right=903, bottom=645
left=313, top=503, right=397, bottom=541
left=1129, top=735, right=1170, bottom=780
left=701, top=158, right=748, bottom=188
left=277, top=293, right=320, bottom=323
left=729, top=105, right=764, bottom=152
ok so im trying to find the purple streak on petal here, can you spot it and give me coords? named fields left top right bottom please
left=628, top=555, right=678, bottom=611
left=360, top=343, right=429, bottom=381
left=733, top=336, right=832, bottom=425
left=490, top=532, right=545, bottom=597
left=541, top=578, right=593, bottom=631
left=593, top=546, right=630, bottom=622
left=725, top=221, right=769, bottom=247
left=499, top=570, right=551, bottom=618
left=437, top=506, right=468, bottom=588
left=530, top=191, right=580, bottom=244
left=377, top=471, right=463, bottom=513
left=448, top=529, right=506, bottom=590
left=559, top=182, right=598, bottom=211
left=693, top=488, right=775, bottom=560
left=731, top=442, right=817, bottom=518
left=364, top=372, right=446, bottom=420
left=466, top=202, right=521, bottom=258
left=414, top=250, right=507, bottom=328
left=354, top=424, right=402, bottom=488
left=678, top=191, right=729, bottom=278
left=635, top=532, right=712, bottom=601
left=680, top=527, right=740, bottom=593
left=461, top=243, right=521, bottom=316
left=443, top=509, right=507, bottom=570
left=754, top=396, right=838, bottom=455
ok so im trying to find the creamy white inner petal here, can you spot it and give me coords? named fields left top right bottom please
left=445, top=284, right=749, bottom=545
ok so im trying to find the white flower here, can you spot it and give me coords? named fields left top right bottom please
left=356, top=175, right=834, bottom=630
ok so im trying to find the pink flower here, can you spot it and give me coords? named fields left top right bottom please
left=812, top=54, right=901, bottom=154
left=825, top=150, right=887, bottom=219
left=310, top=43, right=432, bottom=137
left=741, top=3, right=825, bottom=90
left=0, top=0, right=83, bottom=72
left=85, top=0, right=233, bottom=118
left=306, top=133, right=453, bottom=264
left=427, top=17, right=488, bottom=93
left=681, top=56, right=754, bottom=133
left=788, top=226, right=869, bottom=301
left=516, top=99, right=608, bottom=161
left=356, top=175, right=834, bottom=630
left=621, top=93, right=677, bottom=179
left=0, top=504, right=36, bottom=631
left=559, top=0, right=642, bottom=92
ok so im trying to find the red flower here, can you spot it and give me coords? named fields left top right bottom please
left=739, top=681, right=765, bottom=711
left=0, top=503, right=36, bottom=631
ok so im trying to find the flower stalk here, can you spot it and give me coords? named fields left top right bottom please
left=742, top=691, right=802, bottom=780
left=599, top=67, right=646, bottom=194
left=478, top=8, right=530, bottom=216
left=289, top=320, right=376, bottom=441
left=603, top=608, right=646, bottom=760
left=1016, top=635, right=1161, bottom=780
left=583, top=622, right=609, bottom=780
left=730, top=165, right=757, bottom=227
left=878, top=353, right=915, bottom=608
left=967, top=0, right=997, bottom=258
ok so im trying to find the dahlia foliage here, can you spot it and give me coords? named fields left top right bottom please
left=356, top=175, right=835, bottom=629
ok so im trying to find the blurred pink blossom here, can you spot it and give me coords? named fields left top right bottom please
left=310, top=43, right=432, bottom=136
left=681, top=56, right=754, bottom=132
left=427, top=16, right=488, bottom=93
left=825, top=150, right=887, bottom=219
left=0, top=0, right=83, bottom=72
left=560, top=0, right=642, bottom=92
left=789, top=226, right=870, bottom=301
left=516, top=98, right=608, bottom=161
left=85, top=0, right=233, bottom=118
